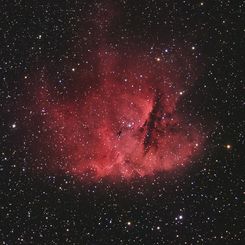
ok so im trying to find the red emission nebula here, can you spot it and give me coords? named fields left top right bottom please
left=32, top=44, right=205, bottom=181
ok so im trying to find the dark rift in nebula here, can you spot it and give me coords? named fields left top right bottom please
left=142, top=90, right=165, bottom=154
left=26, top=5, right=205, bottom=181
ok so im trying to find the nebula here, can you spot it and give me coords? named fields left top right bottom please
left=23, top=4, right=206, bottom=181
left=32, top=43, right=203, bottom=180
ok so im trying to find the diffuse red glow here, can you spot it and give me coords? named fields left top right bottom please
left=35, top=48, right=203, bottom=180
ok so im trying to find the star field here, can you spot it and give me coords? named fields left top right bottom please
left=0, top=0, right=244, bottom=244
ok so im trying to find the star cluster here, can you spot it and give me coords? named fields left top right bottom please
left=0, top=0, right=244, bottom=244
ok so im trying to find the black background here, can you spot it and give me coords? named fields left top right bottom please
left=0, top=0, right=244, bottom=244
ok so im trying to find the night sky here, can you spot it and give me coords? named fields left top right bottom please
left=1, top=0, right=244, bottom=244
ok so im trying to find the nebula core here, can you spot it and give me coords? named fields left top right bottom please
left=33, top=44, right=203, bottom=180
